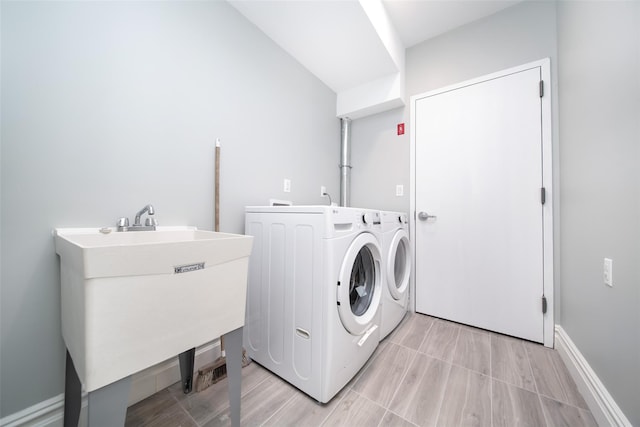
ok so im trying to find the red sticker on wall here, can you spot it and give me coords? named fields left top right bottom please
left=397, top=123, right=405, bottom=135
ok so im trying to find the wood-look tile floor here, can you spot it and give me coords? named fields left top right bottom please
left=125, top=313, right=598, bottom=427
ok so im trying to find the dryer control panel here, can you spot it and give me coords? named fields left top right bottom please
left=361, top=211, right=381, bottom=226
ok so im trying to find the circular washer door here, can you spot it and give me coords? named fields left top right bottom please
left=387, top=229, right=411, bottom=300
left=337, top=233, right=382, bottom=336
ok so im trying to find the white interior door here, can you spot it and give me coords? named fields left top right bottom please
left=414, top=66, right=546, bottom=343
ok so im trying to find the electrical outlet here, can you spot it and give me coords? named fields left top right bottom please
left=396, top=185, right=404, bottom=197
left=603, top=258, right=613, bottom=287
left=320, top=185, right=326, bottom=196
left=283, top=179, right=291, bottom=193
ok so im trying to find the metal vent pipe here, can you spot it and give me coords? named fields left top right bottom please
left=339, top=117, right=352, bottom=207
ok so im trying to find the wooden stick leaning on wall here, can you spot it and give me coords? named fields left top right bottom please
left=195, top=139, right=225, bottom=391
left=216, top=140, right=223, bottom=358
left=215, top=140, right=220, bottom=233
left=195, top=139, right=250, bottom=392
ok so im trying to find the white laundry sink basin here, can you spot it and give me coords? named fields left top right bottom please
left=55, top=227, right=253, bottom=392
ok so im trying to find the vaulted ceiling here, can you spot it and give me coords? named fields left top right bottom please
left=228, top=0, right=522, bottom=118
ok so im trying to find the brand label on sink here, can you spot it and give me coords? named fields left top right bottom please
left=174, top=262, right=205, bottom=274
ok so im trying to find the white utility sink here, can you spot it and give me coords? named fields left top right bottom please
left=55, top=226, right=253, bottom=392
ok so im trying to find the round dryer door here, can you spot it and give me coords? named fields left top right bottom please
left=337, top=233, right=382, bottom=336
left=387, top=229, right=411, bottom=300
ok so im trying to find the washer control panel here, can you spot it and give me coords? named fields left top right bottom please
left=362, top=211, right=381, bottom=225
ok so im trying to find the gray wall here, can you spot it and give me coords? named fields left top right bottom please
left=0, top=1, right=338, bottom=416
left=351, top=0, right=559, bottom=218
left=351, top=0, right=561, bottom=312
left=351, top=0, right=639, bottom=423
left=557, top=1, right=640, bottom=424
left=350, top=108, right=408, bottom=212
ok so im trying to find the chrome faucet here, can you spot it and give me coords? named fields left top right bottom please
left=117, top=204, right=157, bottom=232
left=134, top=204, right=155, bottom=226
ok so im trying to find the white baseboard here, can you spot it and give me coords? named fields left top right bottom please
left=0, top=341, right=220, bottom=427
left=555, top=325, right=631, bottom=427
left=0, top=393, right=66, bottom=427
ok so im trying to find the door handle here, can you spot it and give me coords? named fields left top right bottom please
left=418, top=211, right=437, bottom=221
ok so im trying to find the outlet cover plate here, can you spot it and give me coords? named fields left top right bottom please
left=604, top=258, right=613, bottom=287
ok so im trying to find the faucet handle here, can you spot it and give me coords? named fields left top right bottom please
left=145, top=217, right=158, bottom=227
left=116, top=217, right=129, bottom=231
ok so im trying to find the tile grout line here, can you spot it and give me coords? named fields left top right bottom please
left=317, top=385, right=351, bottom=427
left=375, top=409, right=390, bottom=427
left=414, top=316, right=435, bottom=356
left=244, top=368, right=273, bottom=396
left=388, top=313, right=413, bottom=346
left=346, top=388, right=393, bottom=426
left=415, top=324, right=461, bottom=365
left=532, top=345, right=592, bottom=411
left=537, top=390, right=591, bottom=411
left=384, top=406, right=421, bottom=427
left=433, top=325, right=460, bottom=426
left=350, top=340, right=389, bottom=387
left=258, top=385, right=299, bottom=427
left=490, top=333, right=494, bottom=427
left=492, top=376, right=541, bottom=390
left=203, top=368, right=275, bottom=426
left=386, top=315, right=436, bottom=424
left=169, top=392, right=200, bottom=427
left=403, top=352, right=440, bottom=424
left=451, top=329, right=490, bottom=372
left=432, top=361, right=454, bottom=427
left=548, top=348, right=574, bottom=405
left=523, top=343, right=549, bottom=427
left=451, top=362, right=493, bottom=378
left=385, top=346, right=420, bottom=417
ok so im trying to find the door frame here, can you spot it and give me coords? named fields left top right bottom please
left=409, top=58, right=554, bottom=348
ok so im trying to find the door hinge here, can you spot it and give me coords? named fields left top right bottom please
left=542, top=295, right=548, bottom=314
left=539, top=80, right=544, bottom=98
left=541, top=187, right=546, bottom=205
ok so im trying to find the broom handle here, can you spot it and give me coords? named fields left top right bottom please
left=216, top=139, right=225, bottom=355
left=215, top=141, right=220, bottom=233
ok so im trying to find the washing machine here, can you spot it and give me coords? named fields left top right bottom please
left=244, top=205, right=383, bottom=403
left=379, top=211, right=412, bottom=340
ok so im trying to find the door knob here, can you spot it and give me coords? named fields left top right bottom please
left=418, top=211, right=437, bottom=221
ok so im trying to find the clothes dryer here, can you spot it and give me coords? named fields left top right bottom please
left=379, top=211, right=411, bottom=340
left=244, top=206, right=383, bottom=403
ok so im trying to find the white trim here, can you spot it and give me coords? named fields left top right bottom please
left=0, top=341, right=220, bottom=427
left=539, top=58, right=554, bottom=349
left=555, top=325, right=632, bottom=427
left=408, top=80, right=417, bottom=316
left=0, top=394, right=66, bottom=427
left=409, top=59, right=554, bottom=348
